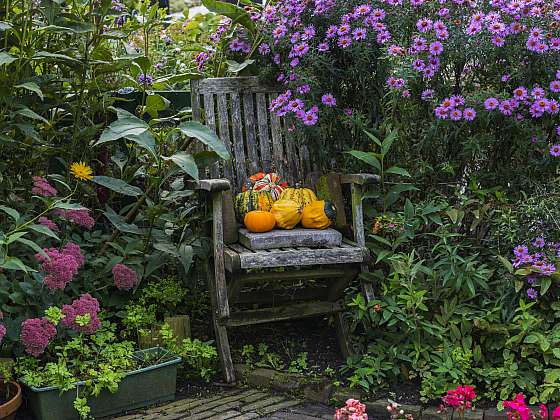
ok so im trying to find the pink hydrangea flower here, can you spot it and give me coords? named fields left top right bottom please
left=31, top=176, right=57, bottom=197
left=52, top=209, right=95, bottom=230
left=112, top=264, right=139, bottom=290
left=21, top=318, right=57, bottom=356
left=61, top=293, right=101, bottom=335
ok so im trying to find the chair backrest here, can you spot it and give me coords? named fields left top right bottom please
left=191, top=77, right=315, bottom=192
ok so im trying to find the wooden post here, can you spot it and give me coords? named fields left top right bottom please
left=351, top=183, right=375, bottom=303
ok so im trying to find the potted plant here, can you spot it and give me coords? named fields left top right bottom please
left=15, top=303, right=181, bottom=420
left=0, top=360, right=22, bottom=420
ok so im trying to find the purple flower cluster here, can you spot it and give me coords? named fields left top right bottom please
left=52, top=208, right=95, bottom=230
left=137, top=73, right=153, bottom=85
left=196, top=17, right=235, bottom=72
left=61, top=293, right=101, bottom=335
left=38, top=216, right=59, bottom=232
left=20, top=317, right=57, bottom=356
left=35, top=242, right=84, bottom=290
left=0, top=323, right=5, bottom=345
left=31, top=176, right=57, bottom=197
left=434, top=95, right=477, bottom=121
left=112, top=263, right=139, bottom=290
left=512, top=237, right=560, bottom=299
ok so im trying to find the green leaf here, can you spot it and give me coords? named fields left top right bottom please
left=32, top=51, right=80, bottom=63
left=28, top=224, right=60, bottom=240
left=52, top=202, right=86, bottom=210
left=154, top=72, right=202, bottom=85
left=97, top=110, right=148, bottom=143
left=0, top=206, right=20, bottom=222
left=15, top=82, right=44, bottom=100
left=0, top=52, right=16, bottom=66
left=15, top=238, right=49, bottom=258
left=144, top=94, right=168, bottom=119
left=226, top=59, right=255, bottom=73
left=163, top=152, right=198, bottom=180
left=202, top=0, right=256, bottom=34
left=348, top=151, right=381, bottom=172
left=14, top=107, right=48, bottom=123
left=92, top=176, right=143, bottom=197
left=363, top=129, right=382, bottom=147
left=0, top=257, right=32, bottom=272
left=541, top=277, right=552, bottom=295
left=385, top=166, right=411, bottom=177
left=178, top=244, right=193, bottom=274
left=0, top=22, right=12, bottom=31
left=177, top=121, right=230, bottom=160
left=496, top=255, right=513, bottom=273
left=134, top=56, right=151, bottom=74
left=125, top=131, right=158, bottom=159
left=381, top=130, right=398, bottom=156
left=104, top=206, right=142, bottom=234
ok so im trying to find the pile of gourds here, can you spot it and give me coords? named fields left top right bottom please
left=235, top=172, right=337, bottom=233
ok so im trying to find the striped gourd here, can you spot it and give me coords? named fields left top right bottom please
left=279, top=187, right=318, bottom=208
left=234, top=190, right=274, bottom=221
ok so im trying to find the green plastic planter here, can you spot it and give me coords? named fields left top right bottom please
left=22, top=347, right=181, bottom=420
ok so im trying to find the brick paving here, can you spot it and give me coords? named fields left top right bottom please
left=113, top=388, right=334, bottom=419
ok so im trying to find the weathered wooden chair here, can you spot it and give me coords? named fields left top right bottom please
left=189, top=77, right=377, bottom=383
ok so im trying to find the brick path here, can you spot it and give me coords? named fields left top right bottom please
left=113, top=388, right=335, bottom=419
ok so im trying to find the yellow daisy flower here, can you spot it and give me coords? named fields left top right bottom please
left=70, top=161, right=93, bottom=181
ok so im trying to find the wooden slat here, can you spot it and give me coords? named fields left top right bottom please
left=238, top=227, right=342, bottom=251
left=195, top=76, right=280, bottom=94
left=225, top=301, right=344, bottom=327
left=216, top=94, right=234, bottom=184
left=256, top=93, right=272, bottom=172
left=191, top=81, right=201, bottom=121
left=226, top=245, right=365, bottom=270
left=204, top=92, right=219, bottom=178
left=242, top=93, right=259, bottom=176
left=299, top=144, right=311, bottom=176
left=230, top=93, right=247, bottom=191
left=237, top=267, right=347, bottom=283
left=268, top=96, right=285, bottom=180
left=282, top=118, right=298, bottom=185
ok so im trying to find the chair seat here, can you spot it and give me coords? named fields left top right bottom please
left=224, top=239, right=368, bottom=272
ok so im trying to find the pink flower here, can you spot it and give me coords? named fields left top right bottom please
left=503, top=394, right=531, bottom=420
left=21, top=318, right=57, bottom=356
left=0, top=324, right=5, bottom=345
left=38, top=217, right=59, bottom=232
left=62, top=242, right=85, bottom=268
left=112, top=263, right=139, bottom=290
left=31, top=176, right=57, bottom=197
left=61, top=293, right=101, bottom=335
left=552, top=406, right=560, bottom=419
left=335, top=399, right=368, bottom=419
left=36, top=248, right=80, bottom=290
left=442, top=385, right=476, bottom=410
left=53, top=209, right=95, bottom=230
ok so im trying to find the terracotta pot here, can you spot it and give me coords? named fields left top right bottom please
left=0, top=380, right=22, bottom=420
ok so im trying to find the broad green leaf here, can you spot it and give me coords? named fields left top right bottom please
left=153, top=242, right=179, bottom=257
left=202, top=0, right=256, bottom=34
left=0, top=22, right=12, bottom=31
left=496, top=255, right=513, bottom=273
left=226, top=59, right=255, bottom=73
left=28, top=224, right=60, bottom=240
left=125, top=131, right=158, bottom=160
left=104, top=206, right=141, bottom=234
left=32, top=51, right=80, bottom=63
left=154, top=72, right=202, bottom=85
left=15, top=82, right=44, bottom=100
left=97, top=110, right=148, bottom=143
left=0, top=52, right=16, bottom=66
left=381, top=130, right=398, bottom=155
left=177, top=121, right=230, bottom=160
left=134, top=56, right=151, bottom=74
left=0, top=257, right=33, bottom=272
left=92, top=176, right=143, bottom=197
left=0, top=205, right=20, bottom=222
left=163, top=152, right=198, bottom=180
left=541, top=277, right=552, bottom=295
left=15, top=238, right=49, bottom=258
left=6, top=232, right=27, bottom=245
left=348, top=151, right=381, bottom=172
left=178, top=244, right=193, bottom=273
left=363, top=129, right=382, bottom=147
left=14, top=107, right=48, bottom=123
left=385, top=166, right=411, bottom=177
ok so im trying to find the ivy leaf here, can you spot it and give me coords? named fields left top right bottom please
left=92, top=176, right=143, bottom=197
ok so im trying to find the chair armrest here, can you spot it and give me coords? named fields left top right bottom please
left=340, top=174, right=380, bottom=185
left=186, top=179, right=232, bottom=192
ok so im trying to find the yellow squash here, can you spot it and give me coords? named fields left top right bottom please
left=279, top=187, right=317, bottom=208
left=301, top=200, right=337, bottom=229
left=270, top=199, right=302, bottom=229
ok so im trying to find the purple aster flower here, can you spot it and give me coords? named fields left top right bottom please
left=533, top=237, right=546, bottom=248
left=421, top=89, right=434, bottom=101
left=321, top=93, right=336, bottom=107
left=513, top=245, right=529, bottom=257
left=338, top=36, right=352, bottom=48
left=463, top=108, right=477, bottom=121
left=527, top=288, right=538, bottom=300
left=450, top=109, right=462, bottom=121
left=303, top=111, right=318, bottom=126
left=550, top=144, right=560, bottom=157
left=318, top=42, right=329, bottom=52
left=352, top=27, right=367, bottom=41
left=429, top=41, right=443, bottom=55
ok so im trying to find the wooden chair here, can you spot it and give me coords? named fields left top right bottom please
left=189, top=77, right=377, bottom=383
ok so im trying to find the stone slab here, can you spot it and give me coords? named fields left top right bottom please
left=238, top=227, right=342, bottom=250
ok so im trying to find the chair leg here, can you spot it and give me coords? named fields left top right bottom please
left=206, top=261, right=236, bottom=383
left=334, top=311, right=352, bottom=359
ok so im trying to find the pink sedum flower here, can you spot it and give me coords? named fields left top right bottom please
left=61, top=293, right=101, bottom=335
left=38, top=217, right=59, bottom=232
left=31, top=176, right=57, bottom=197
left=0, top=324, right=5, bottom=345
left=53, top=209, right=95, bottom=230
left=21, top=317, right=57, bottom=356
left=112, top=263, right=139, bottom=291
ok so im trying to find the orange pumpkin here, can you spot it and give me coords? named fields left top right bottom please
left=244, top=210, right=276, bottom=233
